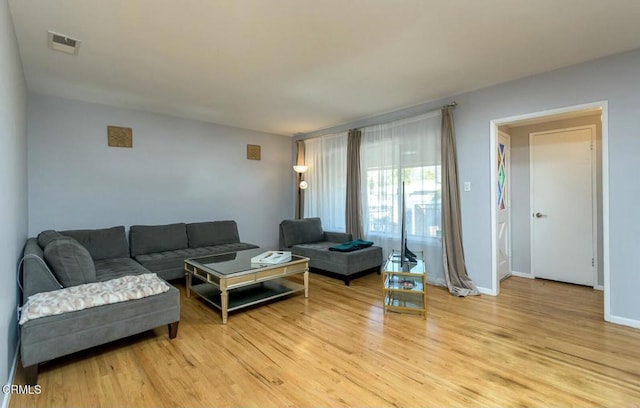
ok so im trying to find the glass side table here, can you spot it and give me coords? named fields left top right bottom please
left=382, top=250, right=426, bottom=319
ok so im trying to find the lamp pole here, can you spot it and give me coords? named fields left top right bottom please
left=293, top=165, right=308, bottom=219
left=296, top=172, right=302, bottom=219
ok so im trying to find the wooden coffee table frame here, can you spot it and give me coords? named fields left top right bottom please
left=184, top=252, right=309, bottom=324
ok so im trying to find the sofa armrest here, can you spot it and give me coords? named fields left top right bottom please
left=22, top=238, right=63, bottom=300
left=324, top=232, right=352, bottom=243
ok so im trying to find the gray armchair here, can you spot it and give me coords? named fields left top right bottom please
left=279, top=218, right=382, bottom=285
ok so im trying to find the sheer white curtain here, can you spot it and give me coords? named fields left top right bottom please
left=360, top=111, right=445, bottom=286
left=303, top=132, right=348, bottom=232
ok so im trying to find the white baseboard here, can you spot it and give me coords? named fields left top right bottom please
left=608, top=315, right=640, bottom=329
left=477, top=286, right=497, bottom=296
left=511, top=271, right=534, bottom=279
left=594, top=285, right=604, bottom=291
left=1, top=344, right=19, bottom=408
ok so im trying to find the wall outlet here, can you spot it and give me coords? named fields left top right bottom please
left=463, top=181, right=471, bottom=192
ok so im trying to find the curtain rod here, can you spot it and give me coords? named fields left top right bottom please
left=352, top=100, right=457, bottom=130
left=297, top=101, right=458, bottom=140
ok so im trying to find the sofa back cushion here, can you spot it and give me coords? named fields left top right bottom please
left=186, top=221, right=240, bottom=248
left=59, top=226, right=129, bottom=261
left=279, top=218, right=324, bottom=248
left=37, top=230, right=68, bottom=249
left=43, top=239, right=97, bottom=287
left=129, top=223, right=188, bottom=256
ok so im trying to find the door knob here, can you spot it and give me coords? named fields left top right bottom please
left=534, top=212, right=545, bottom=218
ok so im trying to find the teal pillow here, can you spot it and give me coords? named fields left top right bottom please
left=43, top=239, right=97, bottom=287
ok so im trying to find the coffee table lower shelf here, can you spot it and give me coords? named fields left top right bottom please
left=189, top=279, right=304, bottom=315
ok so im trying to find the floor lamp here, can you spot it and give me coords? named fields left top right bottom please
left=293, top=165, right=308, bottom=219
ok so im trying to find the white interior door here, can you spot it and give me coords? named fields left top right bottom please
left=530, top=126, right=595, bottom=286
left=497, top=131, right=511, bottom=281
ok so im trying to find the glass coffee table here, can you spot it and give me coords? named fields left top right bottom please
left=184, top=248, right=309, bottom=324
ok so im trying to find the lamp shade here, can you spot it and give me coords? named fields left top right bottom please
left=299, top=181, right=308, bottom=190
left=293, top=165, right=308, bottom=173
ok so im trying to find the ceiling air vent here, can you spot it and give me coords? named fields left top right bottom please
left=47, top=31, right=81, bottom=55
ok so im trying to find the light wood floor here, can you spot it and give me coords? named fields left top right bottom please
left=10, top=273, right=640, bottom=407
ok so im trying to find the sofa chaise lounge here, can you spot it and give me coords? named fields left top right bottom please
left=279, top=218, right=383, bottom=285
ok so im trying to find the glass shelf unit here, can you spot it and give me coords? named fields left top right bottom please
left=382, top=251, right=426, bottom=318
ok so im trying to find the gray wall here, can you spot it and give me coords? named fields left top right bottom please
left=27, top=94, right=294, bottom=249
left=0, top=0, right=28, bottom=393
left=508, top=115, right=603, bottom=286
left=296, top=48, right=640, bottom=325
left=452, top=50, right=640, bottom=324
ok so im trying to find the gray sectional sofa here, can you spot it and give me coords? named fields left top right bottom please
left=20, top=220, right=256, bottom=384
left=279, top=218, right=383, bottom=285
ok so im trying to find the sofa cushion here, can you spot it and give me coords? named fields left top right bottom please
left=37, top=230, right=69, bottom=249
left=94, top=257, right=152, bottom=281
left=60, top=226, right=129, bottom=261
left=280, top=218, right=324, bottom=248
left=43, top=239, right=97, bottom=287
left=291, top=242, right=382, bottom=276
left=186, top=221, right=240, bottom=248
left=129, top=223, right=188, bottom=256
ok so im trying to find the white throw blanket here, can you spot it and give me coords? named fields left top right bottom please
left=19, top=273, right=170, bottom=325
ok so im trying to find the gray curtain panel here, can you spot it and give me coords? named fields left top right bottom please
left=296, top=139, right=305, bottom=166
left=441, top=107, right=480, bottom=296
left=295, top=140, right=305, bottom=219
left=345, top=129, right=364, bottom=239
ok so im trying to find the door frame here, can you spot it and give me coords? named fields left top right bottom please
left=497, top=130, right=512, bottom=281
left=529, top=125, right=598, bottom=287
left=489, top=101, right=610, bottom=323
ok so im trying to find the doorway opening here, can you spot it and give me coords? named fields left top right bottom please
left=489, top=101, right=610, bottom=322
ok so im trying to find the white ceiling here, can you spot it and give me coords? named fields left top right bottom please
left=9, top=0, right=640, bottom=136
